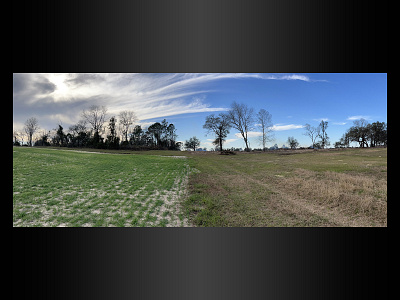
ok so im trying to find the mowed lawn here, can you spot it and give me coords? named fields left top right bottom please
left=13, top=147, right=190, bottom=227
left=184, top=148, right=387, bottom=227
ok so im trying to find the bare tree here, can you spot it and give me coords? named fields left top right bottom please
left=118, top=110, right=137, bottom=142
left=203, top=113, right=231, bottom=152
left=13, top=129, right=20, bottom=145
left=227, top=101, right=254, bottom=151
left=256, top=109, right=273, bottom=151
left=24, top=117, right=39, bottom=146
left=318, top=120, right=330, bottom=149
left=303, top=123, right=320, bottom=148
left=69, top=120, right=87, bottom=136
left=68, top=120, right=88, bottom=147
left=81, top=105, right=108, bottom=136
left=19, top=131, right=26, bottom=145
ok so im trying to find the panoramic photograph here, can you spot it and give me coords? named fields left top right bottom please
left=13, top=73, right=387, bottom=227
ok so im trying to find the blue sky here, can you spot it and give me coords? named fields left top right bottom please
left=13, top=73, right=387, bottom=149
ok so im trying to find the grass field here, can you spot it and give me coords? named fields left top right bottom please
left=13, top=147, right=387, bottom=227
left=13, top=147, right=190, bottom=227
left=184, top=148, right=387, bottom=227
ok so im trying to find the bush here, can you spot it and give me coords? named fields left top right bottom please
left=220, top=150, right=236, bottom=155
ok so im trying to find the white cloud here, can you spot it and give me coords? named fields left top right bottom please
left=13, top=73, right=327, bottom=130
left=333, top=122, right=347, bottom=125
left=48, top=114, right=78, bottom=126
left=234, top=131, right=263, bottom=138
left=258, top=74, right=327, bottom=82
left=313, top=118, right=329, bottom=122
left=347, top=115, right=372, bottom=121
left=202, top=141, right=214, bottom=148
left=272, top=124, right=304, bottom=131
left=136, top=121, right=155, bottom=129
left=232, top=125, right=304, bottom=138
left=225, top=139, right=238, bottom=145
left=13, top=73, right=230, bottom=129
left=279, top=74, right=311, bottom=81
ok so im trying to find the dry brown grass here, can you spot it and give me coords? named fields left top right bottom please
left=270, top=169, right=387, bottom=226
left=184, top=148, right=387, bottom=227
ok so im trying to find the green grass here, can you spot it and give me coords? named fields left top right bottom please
left=13, top=147, right=190, bottom=227
left=13, top=147, right=388, bottom=227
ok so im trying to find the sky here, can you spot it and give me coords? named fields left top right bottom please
left=13, top=73, right=387, bottom=149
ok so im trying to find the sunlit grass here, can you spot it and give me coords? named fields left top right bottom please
left=13, top=147, right=190, bottom=227
left=184, top=148, right=387, bottom=227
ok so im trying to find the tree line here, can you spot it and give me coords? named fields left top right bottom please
left=334, top=119, right=387, bottom=148
left=13, top=105, right=181, bottom=150
left=14, top=102, right=387, bottom=152
left=281, top=118, right=387, bottom=150
left=185, top=101, right=274, bottom=152
left=186, top=101, right=386, bottom=152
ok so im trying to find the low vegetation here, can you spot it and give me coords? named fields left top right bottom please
left=13, top=147, right=387, bottom=227
left=13, top=147, right=190, bottom=227
left=184, top=148, right=387, bottom=227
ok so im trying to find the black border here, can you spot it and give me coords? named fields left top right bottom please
left=13, top=228, right=387, bottom=299
left=13, top=1, right=387, bottom=299
left=13, top=0, right=386, bottom=73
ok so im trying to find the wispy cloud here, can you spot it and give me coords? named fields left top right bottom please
left=225, top=138, right=238, bottom=145
left=333, top=122, right=347, bottom=125
left=234, top=131, right=263, bottom=138
left=259, top=74, right=328, bottom=82
left=13, top=73, right=228, bottom=129
left=274, top=74, right=311, bottom=81
left=233, top=124, right=304, bottom=138
left=272, top=124, right=304, bottom=131
left=13, top=73, right=326, bottom=130
left=347, top=115, right=372, bottom=121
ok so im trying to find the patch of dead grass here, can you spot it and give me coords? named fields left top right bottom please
left=275, top=169, right=387, bottom=226
left=186, top=148, right=387, bottom=227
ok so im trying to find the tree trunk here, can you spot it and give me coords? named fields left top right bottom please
left=262, top=127, right=266, bottom=151
left=240, top=131, right=250, bottom=151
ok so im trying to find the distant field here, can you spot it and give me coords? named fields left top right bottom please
left=13, top=147, right=190, bottom=227
left=13, top=147, right=387, bottom=227
left=184, top=148, right=387, bottom=227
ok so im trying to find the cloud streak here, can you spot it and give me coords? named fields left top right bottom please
left=272, top=124, right=304, bottom=131
left=233, top=124, right=304, bottom=139
left=13, top=73, right=323, bottom=131
left=347, top=115, right=372, bottom=121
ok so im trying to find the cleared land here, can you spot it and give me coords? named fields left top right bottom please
left=13, top=147, right=387, bottom=227
left=184, top=148, right=387, bottom=227
left=13, top=147, right=190, bottom=227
